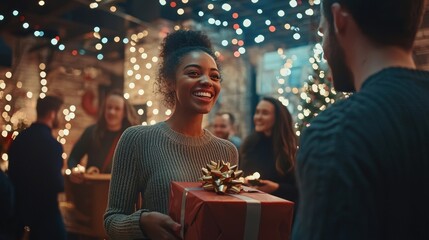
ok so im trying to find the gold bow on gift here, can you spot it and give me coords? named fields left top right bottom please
left=200, top=160, right=244, bottom=194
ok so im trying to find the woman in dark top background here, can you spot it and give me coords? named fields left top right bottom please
left=240, top=96, right=298, bottom=204
left=67, top=89, right=139, bottom=179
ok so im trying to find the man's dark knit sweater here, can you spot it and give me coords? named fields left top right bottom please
left=293, top=67, right=429, bottom=240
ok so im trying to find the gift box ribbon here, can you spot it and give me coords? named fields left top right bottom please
left=230, top=194, right=261, bottom=240
left=180, top=187, right=261, bottom=240
left=181, top=187, right=203, bottom=238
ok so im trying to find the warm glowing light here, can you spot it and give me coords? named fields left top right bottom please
left=89, top=2, right=98, bottom=8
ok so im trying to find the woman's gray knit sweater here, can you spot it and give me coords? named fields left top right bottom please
left=104, top=121, right=238, bottom=239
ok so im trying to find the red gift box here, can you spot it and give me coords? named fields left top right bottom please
left=169, top=181, right=294, bottom=240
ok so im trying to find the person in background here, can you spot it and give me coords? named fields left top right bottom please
left=104, top=30, right=238, bottom=240
left=240, top=96, right=298, bottom=204
left=212, top=112, right=242, bottom=149
left=67, top=89, right=139, bottom=180
left=292, top=0, right=429, bottom=239
left=8, top=95, right=66, bottom=240
left=0, top=170, right=14, bottom=240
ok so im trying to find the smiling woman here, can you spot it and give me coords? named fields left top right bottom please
left=104, top=30, right=238, bottom=240
left=172, top=50, right=221, bottom=121
left=240, top=96, right=298, bottom=215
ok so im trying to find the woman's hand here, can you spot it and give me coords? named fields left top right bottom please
left=254, top=179, right=279, bottom=194
left=140, top=211, right=182, bottom=240
left=69, top=171, right=85, bottom=184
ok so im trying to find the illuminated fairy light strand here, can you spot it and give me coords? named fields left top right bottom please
left=0, top=71, right=28, bottom=162
left=125, top=28, right=175, bottom=125
left=39, top=63, right=48, bottom=98
left=0, top=72, right=16, bottom=137
left=2, top=8, right=127, bottom=59
left=57, top=105, right=76, bottom=160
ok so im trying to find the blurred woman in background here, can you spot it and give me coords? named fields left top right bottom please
left=240, top=96, right=298, bottom=204
left=67, top=89, right=139, bottom=179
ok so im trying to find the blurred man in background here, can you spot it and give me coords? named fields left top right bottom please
left=8, top=95, right=66, bottom=240
left=212, top=112, right=242, bottom=149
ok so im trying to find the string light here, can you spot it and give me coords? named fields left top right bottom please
left=292, top=43, right=350, bottom=134
left=39, top=63, right=48, bottom=98
left=156, top=0, right=318, bottom=56
left=57, top=105, right=76, bottom=148
left=1, top=8, right=126, bottom=59
left=124, top=27, right=173, bottom=124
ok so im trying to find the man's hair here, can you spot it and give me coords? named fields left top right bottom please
left=322, top=0, right=426, bottom=50
left=36, top=95, right=63, bottom=118
left=216, top=112, right=236, bottom=125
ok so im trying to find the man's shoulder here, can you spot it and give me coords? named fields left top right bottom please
left=306, top=98, right=352, bottom=131
left=13, top=124, right=46, bottom=140
left=229, top=135, right=242, bottom=147
left=302, top=95, right=377, bottom=146
left=311, top=90, right=386, bottom=126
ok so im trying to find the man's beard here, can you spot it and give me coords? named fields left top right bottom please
left=327, top=30, right=356, bottom=93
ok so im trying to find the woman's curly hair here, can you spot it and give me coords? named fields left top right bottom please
left=155, top=30, right=220, bottom=108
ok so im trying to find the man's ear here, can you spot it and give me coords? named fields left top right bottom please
left=331, top=3, right=349, bottom=35
left=49, top=110, right=57, bottom=120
